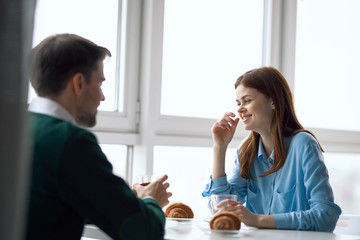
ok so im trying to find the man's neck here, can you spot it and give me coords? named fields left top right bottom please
left=45, top=91, right=76, bottom=121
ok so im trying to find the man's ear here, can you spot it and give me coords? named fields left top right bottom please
left=71, top=73, right=86, bottom=96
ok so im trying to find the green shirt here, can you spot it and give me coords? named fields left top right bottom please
left=26, top=113, right=165, bottom=240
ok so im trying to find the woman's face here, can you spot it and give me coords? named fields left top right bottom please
left=235, top=84, right=274, bottom=136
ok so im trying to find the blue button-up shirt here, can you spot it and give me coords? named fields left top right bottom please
left=202, top=132, right=341, bottom=232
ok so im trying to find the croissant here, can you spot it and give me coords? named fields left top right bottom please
left=209, top=211, right=241, bottom=230
left=165, top=202, right=194, bottom=218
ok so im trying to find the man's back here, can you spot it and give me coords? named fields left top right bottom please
left=26, top=113, right=165, bottom=240
left=27, top=113, right=87, bottom=239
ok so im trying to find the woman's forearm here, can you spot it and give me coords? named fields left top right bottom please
left=212, top=145, right=227, bottom=179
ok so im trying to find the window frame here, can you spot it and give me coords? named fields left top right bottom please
left=137, top=0, right=360, bottom=153
left=273, top=0, right=360, bottom=154
left=92, top=0, right=143, bottom=184
left=93, top=0, right=141, bottom=141
left=134, top=0, right=360, bottom=175
left=91, top=0, right=360, bottom=183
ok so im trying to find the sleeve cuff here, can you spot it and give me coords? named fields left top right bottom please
left=273, top=213, right=290, bottom=229
left=201, top=175, right=228, bottom=197
left=212, top=175, right=228, bottom=187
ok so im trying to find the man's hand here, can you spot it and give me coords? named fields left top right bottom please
left=133, top=174, right=172, bottom=208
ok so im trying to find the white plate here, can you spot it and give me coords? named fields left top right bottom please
left=211, top=229, right=241, bottom=235
left=166, top=217, right=194, bottom=222
left=203, top=217, right=211, bottom=223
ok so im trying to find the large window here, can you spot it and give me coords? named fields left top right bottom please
left=31, top=0, right=141, bottom=135
left=146, top=0, right=360, bottom=217
left=30, top=0, right=360, bottom=218
left=295, top=0, right=360, bottom=132
left=294, top=1, right=360, bottom=213
left=31, top=0, right=120, bottom=112
left=30, top=0, right=141, bottom=183
left=161, top=0, right=264, bottom=119
left=146, top=0, right=266, bottom=218
left=324, top=153, right=360, bottom=214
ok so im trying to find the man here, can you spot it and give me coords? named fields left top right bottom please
left=26, top=34, right=172, bottom=240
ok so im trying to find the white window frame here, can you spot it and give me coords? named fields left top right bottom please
left=268, top=0, right=360, bottom=154
left=92, top=0, right=142, bottom=145
left=91, top=0, right=360, bottom=184
left=91, top=0, right=143, bottom=184
left=132, top=0, right=360, bottom=183
left=132, top=0, right=269, bottom=181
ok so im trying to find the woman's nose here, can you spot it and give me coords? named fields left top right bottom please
left=237, top=106, right=245, bottom=114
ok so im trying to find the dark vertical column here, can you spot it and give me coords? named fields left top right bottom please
left=0, top=0, right=36, bottom=239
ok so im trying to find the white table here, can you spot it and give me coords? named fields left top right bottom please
left=165, top=218, right=360, bottom=240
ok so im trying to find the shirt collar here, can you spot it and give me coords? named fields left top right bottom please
left=28, top=97, right=75, bottom=124
left=258, top=137, right=274, bottom=163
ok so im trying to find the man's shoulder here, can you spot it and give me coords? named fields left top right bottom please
left=30, top=113, right=94, bottom=140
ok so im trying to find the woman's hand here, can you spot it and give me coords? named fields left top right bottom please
left=212, top=112, right=240, bottom=148
left=217, top=199, right=276, bottom=229
left=211, top=112, right=240, bottom=178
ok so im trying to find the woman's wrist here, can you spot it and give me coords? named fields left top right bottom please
left=213, top=144, right=228, bottom=153
left=255, top=214, right=276, bottom=229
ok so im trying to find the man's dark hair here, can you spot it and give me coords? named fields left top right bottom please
left=29, top=33, right=111, bottom=96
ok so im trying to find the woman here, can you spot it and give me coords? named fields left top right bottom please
left=202, top=66, right=341, bottom=232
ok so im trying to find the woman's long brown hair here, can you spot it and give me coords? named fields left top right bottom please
left=235, top=67, right=323, bottom=180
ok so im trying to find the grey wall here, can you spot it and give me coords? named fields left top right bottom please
left=0, top=0, right=36, bottom=239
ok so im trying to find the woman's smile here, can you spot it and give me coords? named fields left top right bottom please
left=240, top=114, right=252, bottom=123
